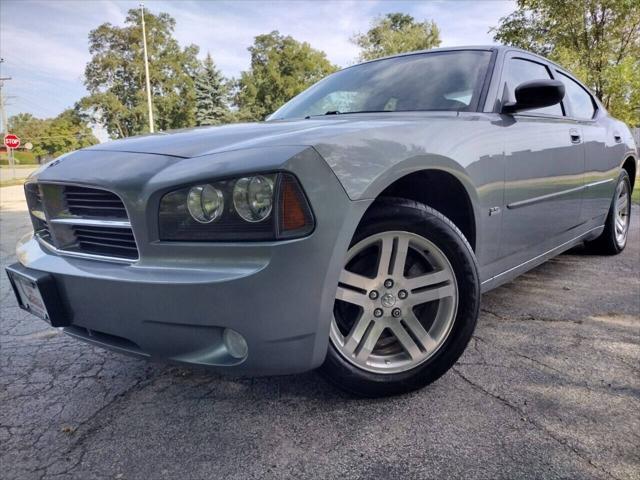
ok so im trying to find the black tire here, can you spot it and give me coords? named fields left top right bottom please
left=585, top=171, right=632, bottom=255
left=319, top=198, right=480, bottom=397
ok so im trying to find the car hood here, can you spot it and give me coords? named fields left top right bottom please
left=85, top=113, right=459, bottom=159
left=86, top=119, right=349, bottom=158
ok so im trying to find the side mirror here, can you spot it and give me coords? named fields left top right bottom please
left=502, top=79, right=565, bottom=114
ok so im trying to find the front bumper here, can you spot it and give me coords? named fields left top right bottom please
left=13, top=146, right=372, bottom=375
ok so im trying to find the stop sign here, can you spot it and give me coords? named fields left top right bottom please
left=4, top=134, right=21, bottom=149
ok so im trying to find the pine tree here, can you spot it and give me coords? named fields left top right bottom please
left=195, top=53, right=230, bottom=126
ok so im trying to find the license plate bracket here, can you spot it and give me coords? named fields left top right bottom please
left=5, top=263, right=70, bottom=327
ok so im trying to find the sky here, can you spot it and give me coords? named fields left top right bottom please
left=0, top=0, right=516, bottom=141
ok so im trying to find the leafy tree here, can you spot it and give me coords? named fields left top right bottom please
left=195, top=53, right=230, bottom=126
left=8, top=113, right=47, bottom=151
left=81, top=8, right=200, bottom=138
left=235, top=31, right=338, bottom=120
left=492, top=0, right=640, bottom=126
left=8, top=110, right=98, bottom=159
left=42, top=109, right=99, bottom=157
left=352, top=13, right=442, bottom=61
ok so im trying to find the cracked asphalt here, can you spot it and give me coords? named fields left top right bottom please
left=1, top=184, right=639, bottom=480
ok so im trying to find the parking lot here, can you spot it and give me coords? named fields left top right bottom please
left=1, top=184, right=638, bottom=480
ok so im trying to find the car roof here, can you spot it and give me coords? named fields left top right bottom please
left=349, top=45, right=560, bottom=70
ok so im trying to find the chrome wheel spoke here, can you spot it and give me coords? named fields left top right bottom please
left=355, top=321, right=385, bottom=361
left=339, top=269, right=373, bottom=291
left=402, top=310, right=438, bottom=352
left=343, top=313, right=371, bottom=354
left=408, top=284, right=455, bottom=307
left=335, top=286, right=368, bottom=307
left=389, top=323, right=422, bottom=360
left=404, top=269, right=452, bottom=291
left=377, top=236, right=394, bottom=277
left=391, top=236, right=409, bottom=276
left=617, top=195, right=628, bottom=213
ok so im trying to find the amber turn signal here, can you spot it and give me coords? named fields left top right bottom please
left=277, top=174, right=314, bottom=238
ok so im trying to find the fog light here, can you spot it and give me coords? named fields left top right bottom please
left=223, top=328, right=248, bottom=359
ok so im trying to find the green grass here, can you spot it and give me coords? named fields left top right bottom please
left=632, top=186, right=640, bottom=205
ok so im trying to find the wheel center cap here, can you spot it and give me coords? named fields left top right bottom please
left=381, top=292, right=396, bottom=308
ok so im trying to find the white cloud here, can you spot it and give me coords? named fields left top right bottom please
left=0, top=24, right=88, bottom=81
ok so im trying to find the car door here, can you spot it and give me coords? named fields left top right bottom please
left=554, top=69, right=615, bottom=225
left=498, top=52, right=586, bottom=259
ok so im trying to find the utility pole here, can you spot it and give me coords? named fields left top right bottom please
left=140, top=3, right=154, bottom=133
left=0, top=58, right=11, bottom=136
left=0, top=58, right=15, bottom=178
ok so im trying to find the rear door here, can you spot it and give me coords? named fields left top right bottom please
left=555, top=69, right=615, bottom=225
left=499, top=52, right=585, bottom=259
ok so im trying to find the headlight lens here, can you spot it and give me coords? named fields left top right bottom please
left=187, top=184, right=224, bottom=223
left=158, top=172, right=314, bottom=241
left=233, top=175, right=274, bottom=222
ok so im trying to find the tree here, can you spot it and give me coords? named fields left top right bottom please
left=8, top=110, right=98, bottom=159
left=81, top=8, right=200, bottom=138
left=195, top=53, right=230, bottom=126
left=351, top=13, right=442, bottom=61
left=492, top=0, right=640, bottom=126
left=235, top=31, right=338, bottom=120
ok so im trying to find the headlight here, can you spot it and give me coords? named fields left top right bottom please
left=187, top=184, right=224, bottom=223
left=158, top=173, right=314, bottom=241
left=233, top=175, right=273, bottom=222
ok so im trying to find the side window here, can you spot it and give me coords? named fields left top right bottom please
left=557, top=72, right=596, bottom=120
left=505, top=58, right=563, bottom=116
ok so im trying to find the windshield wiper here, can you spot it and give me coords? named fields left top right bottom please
left=305, top=110, right=340, bottom=119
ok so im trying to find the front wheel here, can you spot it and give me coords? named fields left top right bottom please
left=319, top=199, right=480, bottom=397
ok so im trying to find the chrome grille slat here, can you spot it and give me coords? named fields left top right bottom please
left=26, top=183, right=139, bottom=262
left=77, top=240, right=138, bottom=250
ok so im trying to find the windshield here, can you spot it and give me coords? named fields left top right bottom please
left=270, top=50, right=493, bottom=120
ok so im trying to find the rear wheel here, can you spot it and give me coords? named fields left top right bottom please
left=586, top=171, right=631, bottom=255
left=319, top=199, right=480, bottom=397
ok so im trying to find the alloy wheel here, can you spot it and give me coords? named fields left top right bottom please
left=614, top=180, right=631, bottom=246
left=330, top=231, right=458, bottom=374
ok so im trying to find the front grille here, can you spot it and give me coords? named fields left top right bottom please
left=64, top=186, right=128, bottom=219
left=73, top=225, right=138, bottom=258
left=25, top=183, right=139, bottom=262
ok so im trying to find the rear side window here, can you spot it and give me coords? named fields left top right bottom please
left=557, top=72, right=596, bottom=120
left=505, top=58, right=563, bottom=116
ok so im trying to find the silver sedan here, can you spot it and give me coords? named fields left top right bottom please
left=6, top=46, right=637, bottom=396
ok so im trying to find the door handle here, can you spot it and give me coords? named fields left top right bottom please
left=569, top=129, right=581, bottom=144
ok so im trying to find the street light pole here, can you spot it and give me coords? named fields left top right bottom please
left=140, top=3, right=154, bottom=133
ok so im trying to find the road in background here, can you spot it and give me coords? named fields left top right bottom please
left=0, top=165, right=37, bottom=183
left=1, top=186, right=638, bottom=480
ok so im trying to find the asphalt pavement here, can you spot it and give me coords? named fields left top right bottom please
left=1, top=184, right=638, bottom=480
